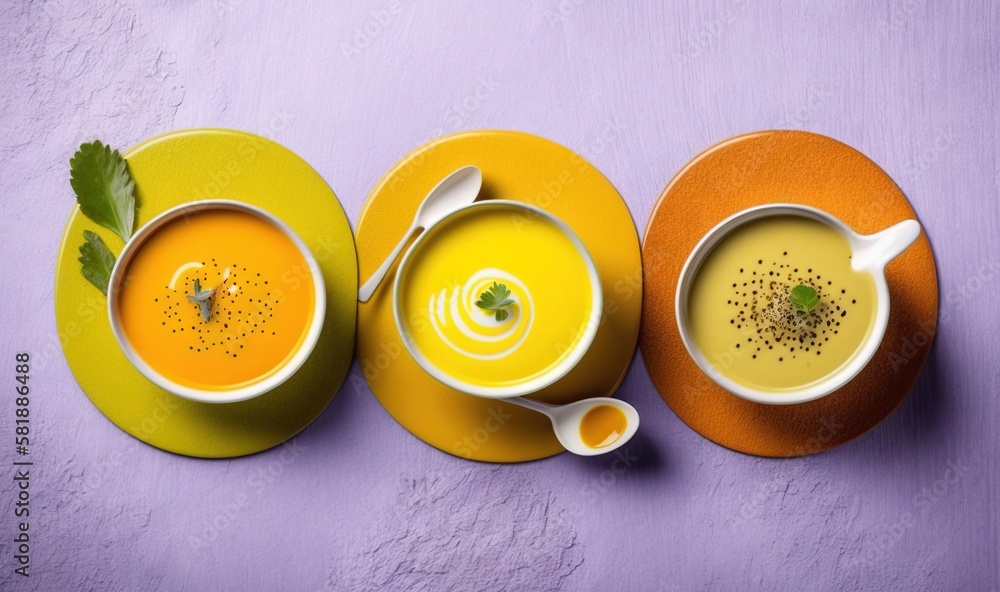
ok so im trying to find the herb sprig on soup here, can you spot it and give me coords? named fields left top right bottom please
left=688, top=216, right=876, bottom=392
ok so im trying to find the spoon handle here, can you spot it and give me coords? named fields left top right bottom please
left=852, top=219, right=921, bottom=271
left=358, top=223, right=417, bottom=302
left=502, top=396, right=553, bottom=415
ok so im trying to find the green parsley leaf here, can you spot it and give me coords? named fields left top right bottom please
left=77, top=230, right=116, bottom=295
left=789, top=284, right=820, bottom=315
left=475, top=282, right=515, bottom=322
left=69, top=140, right=136, bottom=242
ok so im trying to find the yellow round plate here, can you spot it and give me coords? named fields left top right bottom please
left=356, top=130, right=642, bottom=462
left=55, top=129, right=358, bottom=458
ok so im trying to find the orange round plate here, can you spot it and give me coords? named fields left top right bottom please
left=356, top=131, right=642, bottom=462
left=641, top=130, right=938, bottom=457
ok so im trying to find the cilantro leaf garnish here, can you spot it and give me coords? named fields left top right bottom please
left=789, top=284, right=820, bottom=315
left=475, top=281, right=515, bottom=322
left=77, top=230, right=116, bottom=296
left=69, top=140, right=136, bottom=242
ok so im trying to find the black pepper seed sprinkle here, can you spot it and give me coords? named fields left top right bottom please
left=722, top=257, right=862, bottom=363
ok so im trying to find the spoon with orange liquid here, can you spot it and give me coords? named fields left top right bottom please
left=504, top=396, right=639, bottom=456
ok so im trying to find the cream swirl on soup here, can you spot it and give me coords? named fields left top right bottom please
left=397, top=204, right=598, bottom=390
left=427, top=269, right=534, bottom=361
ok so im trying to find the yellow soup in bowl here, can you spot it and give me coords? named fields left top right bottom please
left=687, top=215, right=876, bottom=392
left=395, top=201, right=602, bottom=397
left=112, top=203, right=321, bottom=398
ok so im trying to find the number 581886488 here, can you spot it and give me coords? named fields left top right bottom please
left=15, top=353, right=29, bottom=443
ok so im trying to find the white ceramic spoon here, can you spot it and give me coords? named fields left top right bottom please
left=358, top=166, right=483, bottom=302
left=504, top=396, right=640, bottom=456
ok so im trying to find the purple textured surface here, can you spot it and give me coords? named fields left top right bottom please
left=1, top=2, right=998, bottom=591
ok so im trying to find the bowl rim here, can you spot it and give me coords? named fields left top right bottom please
left=674, top=203, right=893, bottom=405
left=106, top=199, right=327, bottom=404
left=392, top=199, right=604, bottom=399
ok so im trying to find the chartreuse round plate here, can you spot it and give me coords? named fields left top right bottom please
left=54, top=129, right=357, bottom=458
left=356, top=130, right=642, bottom=462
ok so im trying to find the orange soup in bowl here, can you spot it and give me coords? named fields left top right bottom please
left=113, top=204, right=320, bottom=395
